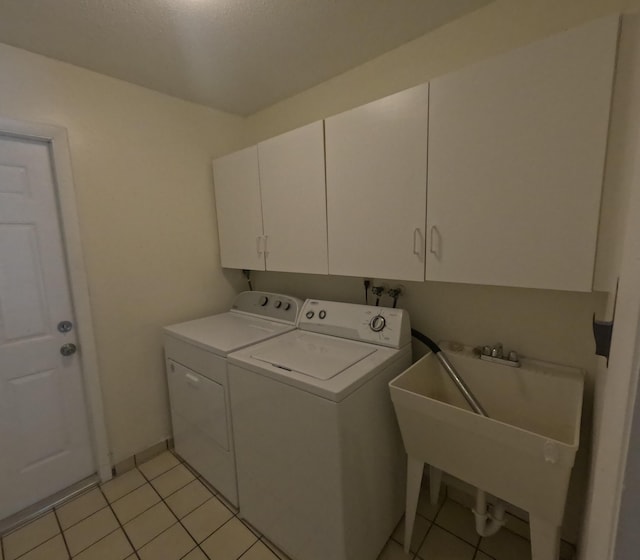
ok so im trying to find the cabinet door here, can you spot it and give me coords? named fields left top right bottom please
left=325, top=84, right=429, bottom=281
left=258, top=121, right=328, bottom=274
left=212, top=146, right=266, bottom=270
left=426, top=16, right=618, bottom=291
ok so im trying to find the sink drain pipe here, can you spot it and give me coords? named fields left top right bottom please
left=411, top=330, right=507, bottom=537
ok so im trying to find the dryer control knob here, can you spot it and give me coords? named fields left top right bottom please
left=274, top=300, right=282, bottom=309
left=283, top=302, right=291, bottom=311
left=259, top=296, right=269, bottom=306
left=305, top=310, right=315, bottom=319
left=369, top=315, right=386, bottom=332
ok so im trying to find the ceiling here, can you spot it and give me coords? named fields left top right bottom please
left=0, top=0, right=492, bottom=116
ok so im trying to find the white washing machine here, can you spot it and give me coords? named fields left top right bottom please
left=228, top=299, right=412, bottom=560
left=162, top=291, right=302, bottom=507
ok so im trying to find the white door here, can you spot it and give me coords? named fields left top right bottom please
left=0, top=134, right=94, bottom=520
left=212, top=146, right=266, bottom=270
left=258, top=121, right=328, bottom=274
left=325, top=84, right=429, bottom=281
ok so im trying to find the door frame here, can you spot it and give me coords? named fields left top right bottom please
left=605, top=148, right=640, bottom=558
left=0, top=115, right=111, bottom=483
left=580, top=138, right=640, bottom=557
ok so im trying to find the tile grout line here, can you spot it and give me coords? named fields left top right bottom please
left=106, top=458, right=192, bottom=527
left=69, top=527, right=124, bottom=559
left=411, top=496, right=448, bottom=560
left=389, top=511, right=432, bottom=549
left=114, top=452, right=248, bottom=560
left=97, top=485, right=141, bottom=560
left=158, top=451, right=246, bottom=558
left=2, top=490, right=103, bottom=559
left=259, top=536, right=292, bottom=560
left=431, top=519, right=481, bottom=548
left=176, top=543, right=205, bottom=560
left=136, top=461, right=206, bottom=558
left=11, top=534, right=60, bottom=560
left=236, top=539, right=267, bottom=560
left=52, top=508, right=72, bottom=559
left=51, top=488, right=108, bottom=534
left=2, top=452, right=175, bottom=560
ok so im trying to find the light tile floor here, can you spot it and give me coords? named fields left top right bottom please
left=0, top=451, right=575, bottom=560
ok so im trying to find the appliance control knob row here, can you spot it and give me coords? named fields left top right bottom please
left=369, top=315, right=386, bottom=332
left=272, top=300, right=292, bottom=311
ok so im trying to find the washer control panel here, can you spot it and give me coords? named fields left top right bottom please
left=232, top=291, right=303, bottom=324
left=298, top=300, right=410, bottom=348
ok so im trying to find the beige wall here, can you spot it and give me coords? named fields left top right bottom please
left=241, top=0, right=640, bottom=545
left=0, top=42, right=246, bottom=463
left=246, top=0, right=640, bottom=143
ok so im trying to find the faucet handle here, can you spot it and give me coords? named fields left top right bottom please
left=491, top=343, right=503, bottom=359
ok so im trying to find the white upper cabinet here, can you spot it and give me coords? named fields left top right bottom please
left=325, top=84, right=429, bottom=281
left=213, top=146, right=266, bottom=270
left=426, top=16, right=619, bottom=291
left=213, top=122, right=327, bottom=273
left=258, top=121, right=328, bottom=274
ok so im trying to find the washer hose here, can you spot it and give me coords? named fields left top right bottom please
left=410, top=329, right=487, bottom=416
left=410, top=328, right=505, bottom=537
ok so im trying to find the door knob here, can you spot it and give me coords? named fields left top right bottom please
left=60, top=343, right=77, bottom=357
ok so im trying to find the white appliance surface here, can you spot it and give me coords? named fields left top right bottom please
left=234, top=330, right=400, bottom=400
left=251, top=331, right=376, bottom=379
left=229, top=299, right=411, bottom=560
left=163, top=312, right=292, bottom=357
left=162, top=291, right=302, bottom=507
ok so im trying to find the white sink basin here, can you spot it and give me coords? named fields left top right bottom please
left=389, top=345, right=584, bottom=560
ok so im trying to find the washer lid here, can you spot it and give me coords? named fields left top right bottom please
left=163, top=312, right=294, bottom=356
left=250, top=332, right=377, bottom=380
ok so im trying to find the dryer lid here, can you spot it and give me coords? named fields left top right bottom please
left=250, top=332, right=377, bottom=380
left=164, top=312, right=293, bottom=356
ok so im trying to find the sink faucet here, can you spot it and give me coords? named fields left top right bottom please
left=481, top=343, right=520, bottom=367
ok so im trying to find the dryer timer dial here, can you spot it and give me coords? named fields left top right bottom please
left=369, top=315, right=386, bottom=332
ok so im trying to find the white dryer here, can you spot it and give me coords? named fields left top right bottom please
left=163, top=291, right=302, bottom=507
left=228, top=299, right=411, bottom=560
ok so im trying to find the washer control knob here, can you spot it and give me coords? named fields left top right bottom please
left=283, top=302, right=291, bottom=311
left=274, top=300, right=282, bottom=309
left=259, top=296, right=269, bottom=306
left=369, top=315, right=386, bottom=332
left=318, top=310, right=327, bottom=320
left=305, top=310, right=315, bottom=319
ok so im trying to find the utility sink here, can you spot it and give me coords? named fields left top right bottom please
left=389, top=345, right=584, bottom=560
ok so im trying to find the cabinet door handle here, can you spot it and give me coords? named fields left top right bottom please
left=413, top=228, right=424, bottom=257
left=185, top=372, right=200, bottom=385
left=256, top=235, right=264, bottom=256
left=430, top=226, right=441, bottom=259
left=263, top=235, right=269, bottom=257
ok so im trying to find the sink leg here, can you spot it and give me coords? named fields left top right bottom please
left=429, top=466, right=442, bottom=505
left=404, top=455, right=423, bottom=553
left=530, top=515, right=561, bottom=560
